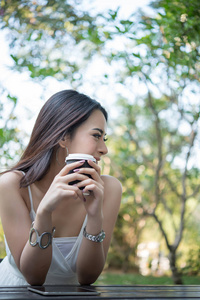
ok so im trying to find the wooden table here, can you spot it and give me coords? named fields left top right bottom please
left=0, top=285, right=200, bottom=299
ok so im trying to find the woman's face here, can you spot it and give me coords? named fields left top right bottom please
left=68, top=110, right=108, bottom=162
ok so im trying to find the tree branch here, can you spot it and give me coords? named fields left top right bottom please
left=174, top=125, right=197, bottom=249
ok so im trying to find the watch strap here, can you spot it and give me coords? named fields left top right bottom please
left=83, top=226, right=105, bottom=243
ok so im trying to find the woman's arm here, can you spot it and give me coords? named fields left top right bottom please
left=76, top=175, right=122, bottom=285
left=0, top=172, right=53, bottom=285
left=0, top=161, right=91, bottom=285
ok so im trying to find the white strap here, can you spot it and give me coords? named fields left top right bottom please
left=21, top=171, right=35, bottom=215
left=27, top=185, right=34, bottom=214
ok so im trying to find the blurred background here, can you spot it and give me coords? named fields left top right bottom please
left=0, top=0, right=200, bottom=285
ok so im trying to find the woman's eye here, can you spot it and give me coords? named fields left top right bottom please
left=93, top=134, right=108, bottom=142
left=93, top=134, right=101, bottom=139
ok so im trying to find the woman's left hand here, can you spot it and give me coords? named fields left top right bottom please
left=73, top=160, right=104, bottom=217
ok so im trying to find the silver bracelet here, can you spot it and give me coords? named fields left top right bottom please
left=29, top=222, right=56, bottom=249
left=83, top=226, right=105, bottom=243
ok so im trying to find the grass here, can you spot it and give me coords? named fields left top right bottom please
left=95, top=271, right=200, bottom=285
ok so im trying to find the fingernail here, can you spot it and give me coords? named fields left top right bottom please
left=83, top=190, right=90, bottom=196
left=73, top=169, right=80, bottom=172
left=79, top=160, right=85, bottom=163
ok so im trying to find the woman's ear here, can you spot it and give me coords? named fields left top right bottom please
left=58, top=137, right=69, bottom=157
left=58, top=135, right=69, bottom=149
left=58, top=140, right=66, bottom=149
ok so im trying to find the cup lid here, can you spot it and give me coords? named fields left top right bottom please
left=65, top=153, right=96, bottom=162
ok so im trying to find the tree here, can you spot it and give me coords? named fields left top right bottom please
left=101, top=0, right=200, bottom=283
left=0, top=0, right=105, bottom=86
left=111, top=92, right=200, bottom=283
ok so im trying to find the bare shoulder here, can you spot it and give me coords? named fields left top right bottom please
left=101, top=175, right=122, bottom=193
left=0, top=171, right=23, bottom=190
left=0, top=171, right=23, bottom=204
left=0, top=171, right=28, bottom=224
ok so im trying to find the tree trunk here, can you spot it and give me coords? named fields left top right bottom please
left=169, top=250, right=183, bottom=284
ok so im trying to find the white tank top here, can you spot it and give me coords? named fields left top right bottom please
left=28, top=184, right=77, bottom=266
left=0, top=174, right=87, bottom=286
left=27, top=184, right=87, bottom=273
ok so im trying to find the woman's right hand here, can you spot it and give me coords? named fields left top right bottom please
left=38, top=160, right=88, bottom=214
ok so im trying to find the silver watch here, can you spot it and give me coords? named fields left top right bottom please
left=83, top=226, right=105, bottom=243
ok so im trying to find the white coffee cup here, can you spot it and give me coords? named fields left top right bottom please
left=65, top=154, right=96, bottom=193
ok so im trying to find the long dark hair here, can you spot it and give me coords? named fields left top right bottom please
left=11, top=90, right=108, bottom=187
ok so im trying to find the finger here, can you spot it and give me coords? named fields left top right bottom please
left=87, top=160, right=101, bottom=175
left=76, top=177, right=101, bottom=188
left=59, top=160, right=85, bottom=176
left=74, top=167, right=101, bottom=182
left=82, top=183, right=103, bottom=197
left=61, top=184, right=84, bottom=200
left=62, top=173, right=90, bottom=185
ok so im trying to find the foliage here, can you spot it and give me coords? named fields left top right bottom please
left=95, top=271, right=200, bottom=285
left=0, top=88, right=24, bottom=171
left=0, top=221, right=6, bottom=258
left=0, top=0, right=106, bottom=86
left=151, top=0, right=200, bottom=81
left=108, top=91, right=200, bottom=283
left=182, top=248, right=200, bottom=276
left=100, top=0, right=200, bottom=284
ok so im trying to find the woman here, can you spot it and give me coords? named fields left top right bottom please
left=0, top=90, right=122, bottom=286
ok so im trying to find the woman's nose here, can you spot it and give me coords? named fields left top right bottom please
left=99, top=141, right=108, bottom=155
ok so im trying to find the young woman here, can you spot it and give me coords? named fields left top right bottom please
left=0, top=90, right=122, bottom=286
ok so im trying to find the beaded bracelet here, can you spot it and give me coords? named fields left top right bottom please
left=29, top=222, right=56, bottom=249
